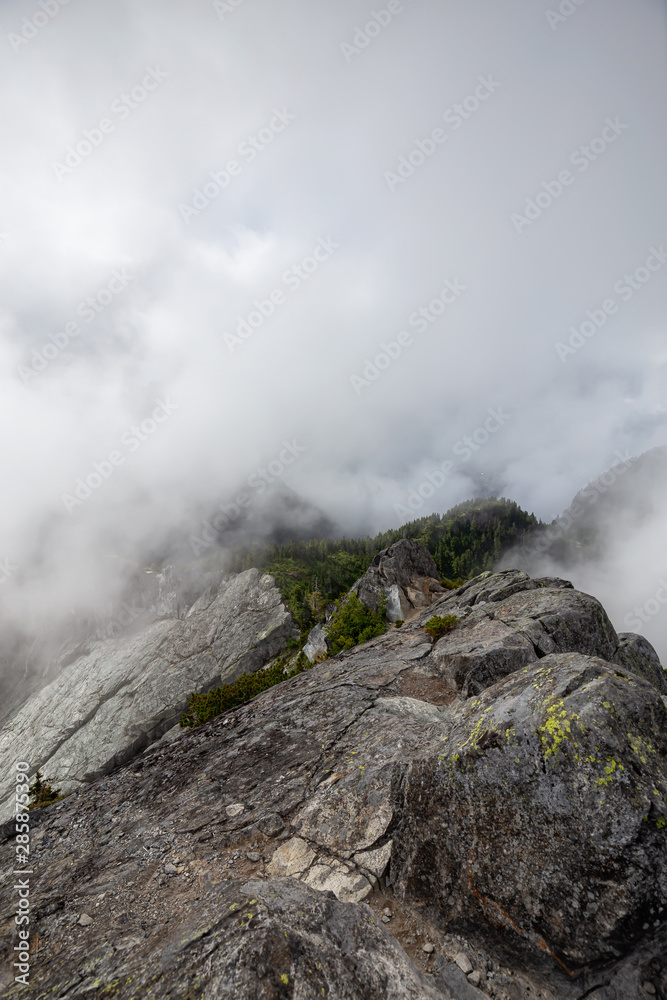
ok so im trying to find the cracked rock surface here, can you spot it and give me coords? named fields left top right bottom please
left=0, top=568, right=666, bottom=999
left=353, top=537, right=447, bottom=622
left=0, top=569, right=297, bottom=822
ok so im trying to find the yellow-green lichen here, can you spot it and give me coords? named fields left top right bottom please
left=627, top=733, right=655, bottom=764
left=537, top=700, right=582, bottom=761
left=594, top=758, right=625, bottom=787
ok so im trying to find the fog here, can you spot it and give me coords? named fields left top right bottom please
left=499, top=447, right=667, bottom=662
left=1, top=0, right=666, bottom=657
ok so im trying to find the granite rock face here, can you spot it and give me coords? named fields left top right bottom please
left=303, top=537, right=447, bottom=662
left=303, top=622, right=329, bottom=664
left=0, top=568, right=297, bottom=822
left=1, top=566, right=666, bottom=999
left=2, top=875, right=448, bottom=1000
left=353, top=538, right=447, bottom=622
left=391, top=651, right=667, bottom=971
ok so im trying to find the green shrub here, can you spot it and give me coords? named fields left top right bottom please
left=180, top=651, right=312, bottom=730
left=424, top=614, right=459, bottom=642
left=394, top=619, right=404, bottom=628
left=326, top=592, right=388, bottom=656
left=219, top=498, right=541, bottom=622
left=440, top=577, right=465, bottom=590
left=29, top=772, right=62, bottom=810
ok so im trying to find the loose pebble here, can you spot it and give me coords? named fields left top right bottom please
left=455, top=951, right=473, bottom=974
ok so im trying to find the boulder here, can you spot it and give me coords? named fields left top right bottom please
left=427, top=569, right=619, bottom=696
left=391, top=651, right=667, bottom=970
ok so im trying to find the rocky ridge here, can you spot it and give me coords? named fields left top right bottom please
left=0, top=568, right=297, bottom=823
left=303, top=538, right=447, bottom=662
left=0, top=564, right=666, bottom=998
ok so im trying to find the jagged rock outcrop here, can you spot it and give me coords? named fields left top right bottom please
left=303, top=538, right=448, bottom=662
left=354, top=538, right=446, bottom=622
left=1, top=567, right=666, bottom=999
left=0, top=569, right=297, bottom=822
left=0, top=563, right=233, bottom=730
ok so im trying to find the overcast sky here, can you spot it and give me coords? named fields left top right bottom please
left=1, top=0, right=666, bottom=636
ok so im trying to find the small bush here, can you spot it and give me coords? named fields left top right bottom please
left=180, top=651, right=311, bottom=730
left=180, top=592, right=389, bottom=730
left=326, top=592, right=388, bottom=656
left=394, top=619, right=404, bottom=628
left=440, top=577, right=465, bottom=590
left=29, top=772, right=62, bottom=810
left=424, top=614, right=459, bottom=642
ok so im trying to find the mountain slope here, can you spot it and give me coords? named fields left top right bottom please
left=221, top=497, right=541, bottom=632
left=2, top=569, right=665, bottom=999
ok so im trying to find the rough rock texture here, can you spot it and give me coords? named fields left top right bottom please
left=303, top=622, right=329, bottom=664
left=3, top=874, right=448, bottom=999
left=0, top=564, right=228, bottom=731
left=0, top=569, right=297, bottom=822
left=1, top=568, right=666, bottom=999
left=353, top=538, right=446, bottom=622
left=303, top=538, right=447, bottom=661
left=391, top=652, right=667, bottom=971
left=615, top=632, right=667, bottom=694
